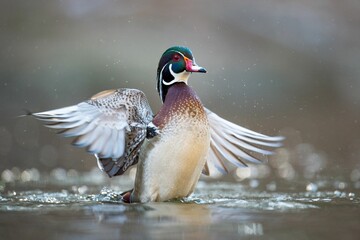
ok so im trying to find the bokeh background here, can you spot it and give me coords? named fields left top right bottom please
left=1, top=0, right=360, bottom=186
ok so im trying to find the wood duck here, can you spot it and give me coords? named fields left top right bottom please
left=31, top=46, right=283, bottom=203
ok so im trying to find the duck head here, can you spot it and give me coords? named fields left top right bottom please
left=156, top=46, right=206, bottom=102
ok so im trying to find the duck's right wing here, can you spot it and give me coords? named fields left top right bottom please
left=203, top=108, right=284, bottom=178
left=31, top=88, right=154, bottom=177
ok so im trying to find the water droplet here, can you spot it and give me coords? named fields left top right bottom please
left=249, top=179, right=259, bottom=188
left=1, top=169, right=15, bottom=182
left=50, top=168, right=67, bottom=181
left=235, top=167, right=251, bottom=180
left=334, top=181, right=347, bottom=190
left=78, top=185, right=88, bottom=194
left=306, top=183, right=318, bottom=192
left=266, top=182, right=277, bottom=191
left=21, top=170, right=32, bottom=182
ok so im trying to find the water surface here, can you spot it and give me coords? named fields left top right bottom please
left=1, top=173, right=359, bottom=240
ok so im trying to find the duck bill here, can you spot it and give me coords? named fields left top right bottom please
left=184, top=57, right=207, bottom=73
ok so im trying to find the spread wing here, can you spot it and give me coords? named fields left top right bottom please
left=31, top=88, right=153, bottom=177
left=203, top=108, right=284, bottom=177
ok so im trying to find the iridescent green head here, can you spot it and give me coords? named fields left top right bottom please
left=156, top=46, right=206, bottom=102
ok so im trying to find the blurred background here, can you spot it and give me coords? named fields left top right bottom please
left=1, top=0, right=360, bottom=186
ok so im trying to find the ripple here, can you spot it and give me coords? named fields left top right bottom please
left=0, top=181, right=359, bottom=213
left=187, top=182, right=360, bottom=210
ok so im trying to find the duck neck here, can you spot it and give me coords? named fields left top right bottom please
left=153, top=82, right=201, bottom=128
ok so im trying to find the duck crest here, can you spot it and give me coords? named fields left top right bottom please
left=153, top=82, right=207, bottom=129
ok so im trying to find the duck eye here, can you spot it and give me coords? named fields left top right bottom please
left=172, top=54, right=181, bottom=62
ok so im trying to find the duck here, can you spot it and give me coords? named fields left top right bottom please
left=30, top=46, right=284, bottom=203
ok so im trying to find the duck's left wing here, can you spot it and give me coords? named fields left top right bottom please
left=203, top=108, right=284, bottom=177
left=31, top=88, right=154, bottom=177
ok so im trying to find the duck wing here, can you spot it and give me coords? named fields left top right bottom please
left=203, top=108, right=284, bottom=177
left=31, top=88, right=153, bottom=177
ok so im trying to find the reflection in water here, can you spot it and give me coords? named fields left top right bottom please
left=144, top=203, right=211, bottom=225
left=86, top=201, right=264, bottom=239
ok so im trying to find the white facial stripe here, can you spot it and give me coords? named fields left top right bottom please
left=162, top=78, right=179, bottom=85
left=162, top=64, right=190, bottom=86
left=158, top=63, right=168, bottom=101
left=192, top=56, right=197, bottom=65
left=168, top=50, right=186, bottom=59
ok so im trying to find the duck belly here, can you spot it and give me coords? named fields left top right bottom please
left=132, top=123, right=210, bottom=203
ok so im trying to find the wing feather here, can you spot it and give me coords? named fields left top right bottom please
left=32, top=88, right=153, bottom=177
left=204, top=108, right=284, bottom=177
left=202, top=142, right=229, bottom=176
left=58, top=120, right=97, bottom=137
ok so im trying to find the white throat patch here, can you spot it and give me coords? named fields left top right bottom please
left=162, top=64, right=190, bottom=86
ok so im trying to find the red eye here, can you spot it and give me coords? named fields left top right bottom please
left=172, top=54, right=181, bottom=61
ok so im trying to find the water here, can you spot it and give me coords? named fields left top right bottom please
left=0, top=174, right=359, bottom=240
